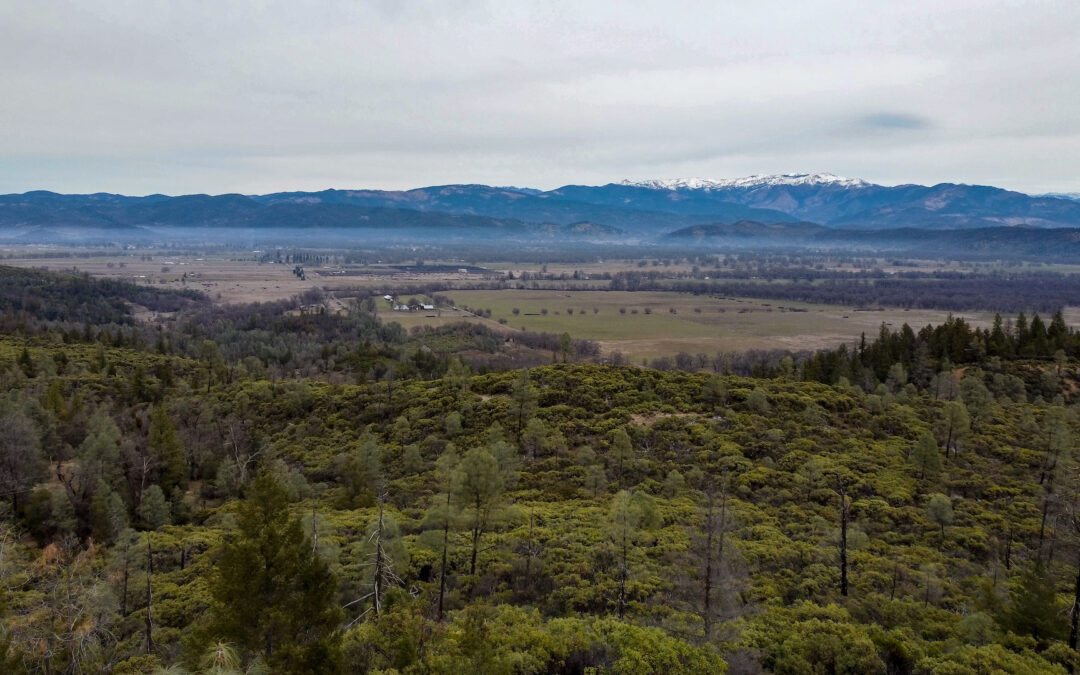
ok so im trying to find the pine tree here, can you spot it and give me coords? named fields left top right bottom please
left=429, top=445, right=459, bottom=620
left=608, top=489, right=659, bottom=617
left=17, top=347, right=35, bottom=378
left=1005, top=562, right=1066, bottom=644
left=608, top=428, right=635, bottom=488
left=1015, top=312, right=1030, bottom=355
left=149, top=403, right=187, bottom=494
left=926, top=494, right=954, bottom=546
left=989, top=314, right=1010, bottom=356
left=204, top=471, right=343, bottom=673
left=1029, top=314, right=1050, bottom=356
left=910, top=431, right=943, bottom=480
left=452, top=446, right=505, bottom=577
left=1049, top=311, right=1070, bottom=350
left=558, top=332, right=574, bottom=363
left=521, top=417, right=548, bottom=461
left=58, top=409, right=125, bottom=541
left=509, top=369, right=538, bottom=439
left=444, top=358, right=472, bottom=394
left=444, top=411, right=463, bottom=438
left=137, top=485, right=171, bottom=530
left=700, top=375, right=728, bottom=411
left=0, top=397, right=45, bottom=512
left=938, top=401, right=970, bottom=460
left=960, top=373, right=994, bottom=431
left=339, top=434, right=382, bottom=507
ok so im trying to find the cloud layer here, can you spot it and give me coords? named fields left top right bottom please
left=1, top=0, right=1078, bottom=194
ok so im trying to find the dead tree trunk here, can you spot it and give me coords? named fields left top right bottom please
left=438, top=491, right=451, bottom=621
left=145, top=534, right=154, bottom=655
left=617, top=526, right=628, bottom=618
left=701, top=481, right=729, bottom=641
left=837, top=476, right=849, bottom=597
left=372, top=497, right=386, bottom=617
left=1070, top=548, right=1080, bottom=651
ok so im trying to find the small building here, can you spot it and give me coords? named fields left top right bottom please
left=393, top=304, right=410, bottom=311
left=421, top=303, right=435, bottom=311
left=383, top=295, right=393, bottom=302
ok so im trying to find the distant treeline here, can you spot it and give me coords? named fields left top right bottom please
left=366, top=270, right=1080, bottom=314
left=643, top=310, right=1077, bottom=398
left=801, top=311, right=1073, bottom=385
left=610, top=272, right=1080, bottom=313
left=0, top=266, right=206, bottom=332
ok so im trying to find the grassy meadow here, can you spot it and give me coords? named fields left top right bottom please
left=434, top=289, right=996, bottom=360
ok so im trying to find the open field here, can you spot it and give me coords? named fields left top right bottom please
left=0, top=251, right=495, bottom=304
left=0, top=252, right=317, bottom=303
left=439, top=289, right=997, bottom=359
left=0, top=247, right=1042, bottom=360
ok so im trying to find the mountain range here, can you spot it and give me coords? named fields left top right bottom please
left=3, top=174, right=1080, bottom=241
left=662, top=219, right=1080, bottom=259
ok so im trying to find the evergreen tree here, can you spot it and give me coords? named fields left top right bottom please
left=521, top=417, right=548, bottom=461
left=559, top=332, right=574, bottom=363
left=427, top=445, right=459, bottom=620
left=608, top=489, right=659, bottom=617
left=911, top=431, right=943, bottom=480
left=1029, top=314, right=1050, bottom=356
left=607, top=428, right=635, bottom=488
left=204, top=471, right=343, bottom=673
left=444, top=411, right=463, bottom=438
left=444, top=357, right=472, bottom=394
left=1015, top=312, right=1030, bottom=355
left=988, top=314, right=1011, bottom=357
left=509, top=369, right=538, bottom=439
left=1049, top=311, right=1070, bottom=350
left=149, top=403, right=187, bottom=494
left=926, top=494, right=954, bottom=545
left=17, top=347, right=35, bottom=378
left=0, top=397, right=46, bottom=512
left=58, top=409, right=125, bottom=541
left=339, top=434, right=382, bottom=507
left=960, top=372, right=994, bottom=430
left=137, top=485, right=171, bottom=530
left=452, top=445, right=505, bottom=577
left=700, top=375, right=728, bottom=411
left=90, top=488, right=129, bottom=543
left=938, top=401, right=971, bottom=460
left=1004, top=562, right=1066, bottom=644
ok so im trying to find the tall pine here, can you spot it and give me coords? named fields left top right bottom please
left=204, top=471, right=343, bottom=673
left=149, top=403, right=187, bottom=494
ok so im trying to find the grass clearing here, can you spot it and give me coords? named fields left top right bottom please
left=439, top=289, right=997, bottom=359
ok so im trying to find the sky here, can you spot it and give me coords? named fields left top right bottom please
left=1, top=0, right=1079, bottom=195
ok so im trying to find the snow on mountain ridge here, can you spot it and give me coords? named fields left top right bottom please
left=1037, top=192, right=1080, bottom=202
left=620, top=173, right=872, bottom=190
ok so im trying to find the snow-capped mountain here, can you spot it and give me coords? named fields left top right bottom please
left=619, top=173, right=873, bottom=191
left=602, top=174, right=1080, bottom=228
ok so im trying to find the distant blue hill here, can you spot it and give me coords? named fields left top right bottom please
left=3, top=174, right=1080, bottom=235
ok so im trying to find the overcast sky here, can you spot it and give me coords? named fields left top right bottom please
left=2, top=0, right=1078, bottom=195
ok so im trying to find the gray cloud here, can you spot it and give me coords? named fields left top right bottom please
left=859, top=114, right=932, bottom=131
left=1, top=1, right=1078, bottom=194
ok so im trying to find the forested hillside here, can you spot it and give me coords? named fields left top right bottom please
left=1, top=268, right=1080, bottom=673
